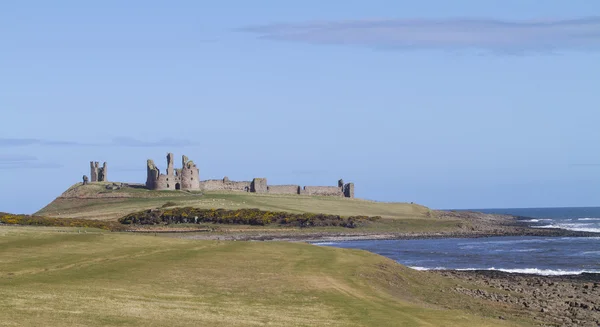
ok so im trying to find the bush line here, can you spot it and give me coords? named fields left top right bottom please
left=0, top=213, right=126, bottom=231
left=119, top=207, right=381, bottom=228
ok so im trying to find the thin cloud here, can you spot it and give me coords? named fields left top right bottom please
left=239, top=17, right=600, bottom=53
left=0, top=137, right=197, bottom=148
left=0, top=138, right=43, bottom=146
left=110, top=137, right=198, bottom=147
left=109, top=166, right=145, bottom=172
left=0, top=138, right=89, bottom=147
left=0, top=155, right=62, bottom=169
left=569, top=163, right=600, bottom=167
left=0, top=154, right=38, bottom=162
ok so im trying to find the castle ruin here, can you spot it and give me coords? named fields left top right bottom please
left=146, top=153, right=200, bottom=191
left=83, top=152, right=354, bottom=198
left=199, top=176, right=353, bottom=197
left=90, top=161, right=107, bottom=182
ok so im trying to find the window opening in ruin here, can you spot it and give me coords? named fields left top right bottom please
left=167, top=184, right=170, bottom=188
left=175, top=183, right=181, bottom=190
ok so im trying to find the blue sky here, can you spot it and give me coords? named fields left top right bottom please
left=2, top=0, right=600, bottom=213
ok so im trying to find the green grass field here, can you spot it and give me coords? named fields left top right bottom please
left=36, top=183, right=433, bottom=220
left=33, top=183, right=466, bottom=233
left=0, top=226, right=533, bottom=326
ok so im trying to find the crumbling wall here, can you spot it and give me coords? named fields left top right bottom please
left=180, top=155, right=200, bottom=190
left=146, top=153, right=199, bottom=191
left=267, top=185, right=300, bottom=194
left=156, top=174, right=176, bottom=190
left=146, top=159, right=159, bottom=189
left=90, top=162, right=98, bottom=181
left=302, top=186, right=344, bottom=197
left=90, top=161, right=107, bottom=182
left=251, top=178, right=268, bottom=193
left=142, top=152, right=355, bottom=197
left=100, top=163, right=107, bottom=182
left=200, top=179, right=251, bottom=192
left=166, top=153, right=174, bottom=176
left=343, top=183, right=355, bottom=198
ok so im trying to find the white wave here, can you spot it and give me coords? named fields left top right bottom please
left=519, top=218, right=553, bottom=222
left=458, top=245, right=481, bottom=250
left=311, top=242, right=336, bottom=246
left=559, top=236, right=600, bottom=240
left=535, top=224, right=600, bottom=233
left=408, top=266, right=600, bottom=276
left=511, top=248, right=539, bottom=252
left=480, top=268, right=600, bottom=276
left=580, top=251, right=600, bottom=255
left=409, top=266, right=447, bottom=271
left=464, top=238, right=550, bottom=245
left=578, top=218, right=600, bottom=221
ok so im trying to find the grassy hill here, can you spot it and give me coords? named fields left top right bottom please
left=34, top=183, right=465, bottom=234
left=0, top=226, right=533, bottom=326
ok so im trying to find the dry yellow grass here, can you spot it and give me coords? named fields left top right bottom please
left=0, top=226, right=533, bottom=326
left=36, top=183, right=432, bottom=221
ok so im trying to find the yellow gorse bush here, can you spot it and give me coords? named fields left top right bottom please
left=119, top=207, right=381, bottom=228
left=0, top=212, right=126, bottom=231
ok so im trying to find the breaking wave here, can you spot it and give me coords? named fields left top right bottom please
left=311, top=242, right=337, bottom=246
left=408, top=266, right=600, bottom=276
left=535, top=224, right=600, bottom=233
left=519, top=218, right=553, bottom=223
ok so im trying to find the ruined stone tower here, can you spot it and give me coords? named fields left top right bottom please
left=146, top=153, right=200, bottom=191
left=90, top=161, right=107, bottom=182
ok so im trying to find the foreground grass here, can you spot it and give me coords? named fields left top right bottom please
left=0, top=226, right=531, bottom=326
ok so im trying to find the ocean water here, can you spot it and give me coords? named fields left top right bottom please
left=475, top=206, right=600, bottom=233
left=316, top=207, right=600, bottom=276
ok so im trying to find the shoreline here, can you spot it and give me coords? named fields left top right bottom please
left=435, top=270, right=600, bottom=326
left=168, top=226, right=600, bottom=242
left=158, top=210, right=600, bottom=242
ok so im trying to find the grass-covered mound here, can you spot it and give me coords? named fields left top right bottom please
left=119, top=207, right=381, bottom=228
left=0, top=226, right=533, bottom=326
left=35, top=183, right=477, bottom=234
left=36, top=183, right=433, bottom=222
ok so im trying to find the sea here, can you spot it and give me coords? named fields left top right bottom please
left=315, top=207, right=600, bottom=276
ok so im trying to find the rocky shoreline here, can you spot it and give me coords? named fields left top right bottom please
left=435, top=270, right=600, bottom=327
left=165, top=209, right=600, bottom=242
left=171, top=226, right=599, bottom=242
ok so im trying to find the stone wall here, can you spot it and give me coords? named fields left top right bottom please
left=200, top=178, right=251, bottom=192
left=343, top=183, right=355, bottom=198
left=302, top=186, right=344, bottom=197
left=198, top=180, right=353, bottom=198
left=267, top=185, right=300, bottom=194
left=251, top=178, right=268, bottom=193
left=90, top=161, right=107, bottom=182
left=180, top=155, right=200, bottom=190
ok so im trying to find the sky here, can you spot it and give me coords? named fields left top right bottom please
left=2, top=0, right=600, bottom=213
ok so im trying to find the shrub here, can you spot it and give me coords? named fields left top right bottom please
left=161, top=201, right=178, bottom=208
left=118, top=208, right=380, bottom=228
left=0, top=212, right=126, bottom=231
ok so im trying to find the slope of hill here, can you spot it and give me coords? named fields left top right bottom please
left=0, top=226, right=534, bottom=327
left=36, top=182, right=434, bottom=222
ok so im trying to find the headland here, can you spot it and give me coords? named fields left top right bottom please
left=2, top=152, right=599, bottom=326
